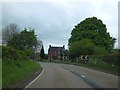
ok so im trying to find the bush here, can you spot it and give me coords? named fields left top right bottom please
left=94, top=46, right=108, bottom=55
left=90, top=54, right=119, bottom=66
left=2, top=46, right=27, bottom=64
left=2, top=46, right=41, bottom=88
left=69, top=39, right=95, bottom=59
left=23, top=48, right=35, bottom=59
left=0, top=45, right=1, bottom=58
left=103, top=54, right=119, bottom=65
left=3, top=59, right=41, bottom=88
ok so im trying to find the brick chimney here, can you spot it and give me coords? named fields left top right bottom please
left=49, top=45, right=51, bottom=48
left=63, top=45, right=65, bottom=48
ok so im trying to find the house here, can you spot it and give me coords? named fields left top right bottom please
left=48, top=45, right=65, bottom=60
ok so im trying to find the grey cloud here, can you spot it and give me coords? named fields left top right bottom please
left=2, top=1, right=119, bottom=53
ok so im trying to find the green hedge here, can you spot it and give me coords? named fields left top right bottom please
left=2, top=46, right=41, bottom=88
left=91, top=54, right=119, bottom=65
left=103, top=54, right=119, bottom=65
left=2, top=46, right=27, bottom=61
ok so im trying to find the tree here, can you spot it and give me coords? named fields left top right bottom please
left=94, top=46, right=108, bottom=55
left=69, top=39, right=95, bottom=59
left=7, top=28, right=38, bottom=58
left=40, top=45, right=45, bottom=59
left=68, top=17, right=116, bottom=52
left=19, top=28, right=37, bottom=50
left=69, top=38, right=108, bottom=60
left=23, top=48, right=35, bottom=59
left=2, top=24, right=20, bottom=45
left=7, top=33, right=21, bottom=50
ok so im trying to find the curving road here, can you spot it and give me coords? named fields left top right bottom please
left=26, top=62, right=118, bottom=88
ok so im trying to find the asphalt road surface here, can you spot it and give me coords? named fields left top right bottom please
left=26, top=62, right=118, bottom=88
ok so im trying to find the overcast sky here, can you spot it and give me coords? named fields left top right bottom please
left=1, top=0, right=119, bottom=53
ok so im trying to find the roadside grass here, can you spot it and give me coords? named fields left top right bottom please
left=69, top=60, right=119, bottom=75
left=0, top=58, right=2, bottom=89
left=77, top=60, right=119, bottom=75
left=0, top=46, right=2, bottom=89
left=2, top=60, right=41, bottom=88
left=42, top=59, right=49, bottom=62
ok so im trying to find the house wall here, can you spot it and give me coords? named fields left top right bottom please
left=48, top=45, right=65, bottom=60
left=48, top=51, right=60, bottom=58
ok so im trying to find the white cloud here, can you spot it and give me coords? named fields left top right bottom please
left=2, top=0, right=119, bottom=53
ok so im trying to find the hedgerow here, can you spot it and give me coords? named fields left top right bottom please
left=2, top=46, right=27, bottom=64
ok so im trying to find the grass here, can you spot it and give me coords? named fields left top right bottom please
left=2, top=59, right=41, bottom=88
left=0, top=58, right=2, bottom=89
left=76, top=60, right=119, bottom=75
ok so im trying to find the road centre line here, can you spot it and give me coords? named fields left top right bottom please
left=62, top=66, right=102, bottom=89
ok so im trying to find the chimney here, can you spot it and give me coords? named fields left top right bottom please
left=63, top=45, right=65, bottom=48
left=49, top=45, right=51, bottom=48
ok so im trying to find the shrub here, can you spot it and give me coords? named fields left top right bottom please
left=2, top=46, right=27, bottom=64
left=103, top=54, right=119, bottom=65
left=69, top=39, right=95, bottom=59
left=94, top=46, right=108, bottom=55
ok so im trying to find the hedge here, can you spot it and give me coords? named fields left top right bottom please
left=90, top=54, right=119, bottom=65
left=2, top=46, right=27, bottom=64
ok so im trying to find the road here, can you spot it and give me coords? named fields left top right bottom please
left=26, top=62, right=118, bottom=88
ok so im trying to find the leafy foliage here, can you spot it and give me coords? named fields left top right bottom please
left=94, top=46, right=108, bottom=55
left=3, top=54, right=41, bottom=88
left=69, top=39, right=108, bottom=59
left=2, top=25, right=42, bottom=88
left=69, top=39, right=95, bottom=59
left=8, top=28, right=37, bottom=50
left=20, top=28, right=37, bottom=49
left=68, top=17, right=116, bottom=51
left=23, top=48, right=35, bottom=59
left=103, top=54, right=119, bottom=65
left=7, top=28, right=38, bottom=58
left=2, top=46, right=27, bottom=64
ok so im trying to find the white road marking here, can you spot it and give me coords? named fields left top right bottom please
left=24, top=68, right=44, bottom=89
left=70, top=70, right=74, bottom=72
left=81, top=75, right=86, bottom=78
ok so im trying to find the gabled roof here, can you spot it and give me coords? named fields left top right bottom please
left=48, top=46, right=65, bottom=52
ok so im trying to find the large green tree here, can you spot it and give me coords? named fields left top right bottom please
left=19, top=28, right=37, bottom=50
left=68, top=17, right=116, bottom=52
left=69, top=38, right=108, bottom=59
left=69, top=39, right=95, bottom=59
left=7, top=28, right=38, bottom=58
left=8, top=28, right=37, bottom=50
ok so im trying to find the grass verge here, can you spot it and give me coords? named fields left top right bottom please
left=2, top=60, right=41, bottom=88
left=0, top=58, right=2, bottom=89
left=71, top=61, right=119, bottom=75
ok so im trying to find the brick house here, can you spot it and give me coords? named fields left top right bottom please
left=48, top=45, right=65, bottom=60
